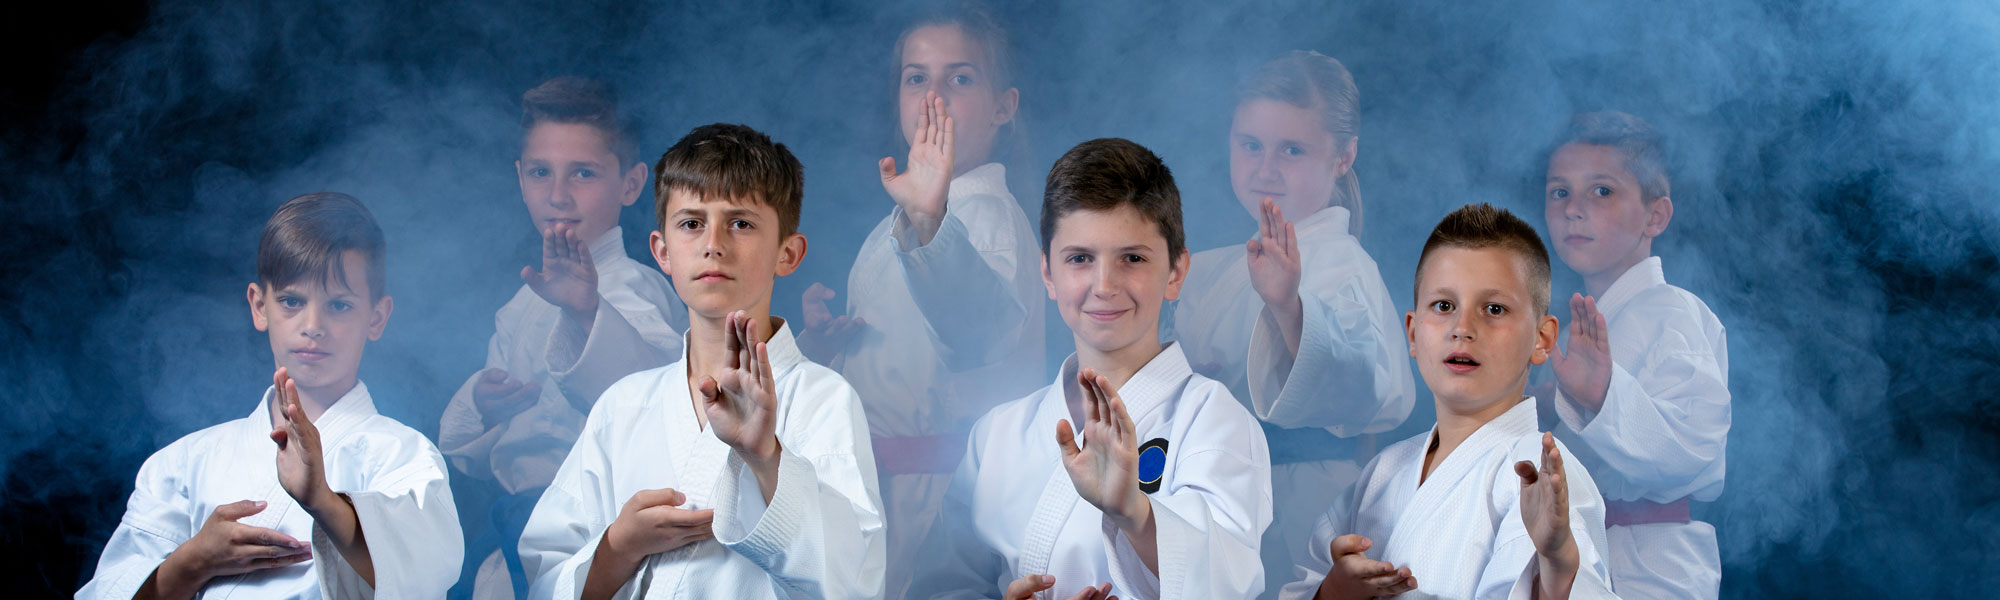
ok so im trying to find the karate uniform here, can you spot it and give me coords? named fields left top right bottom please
left=908, top=343, right=1272, bottom=600
left=834, top=162, right=1044, bottom=598
left=1552, top=257, right=1728, bottom=599
left=518, top=322, right=885, bottom=600
left=79, top=382, right=463, bottom=600
left=1277, top=399, right=1615, bottom=600
left=1167, top=205, right=1413, bottom=596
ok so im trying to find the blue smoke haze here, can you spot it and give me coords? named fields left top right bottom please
left=2, top=0, right=1996, bottom=596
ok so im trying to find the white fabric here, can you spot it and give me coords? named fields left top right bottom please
left=1553, top=256, right=1728, bottom=599
left=79, top=382, right=463, bottom=600
left=1166, top=205, right=1413, bottom=595
left=519, top=323, right=885, bottom=600
left=1277, top=399, right=1615, bottom=600
left=908, top=344, right=1272, bottom=600
left=440, top=225, right=685, bottom=494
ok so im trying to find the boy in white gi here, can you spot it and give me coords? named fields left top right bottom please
left=79, top=192, right=463, bottom=599
left=1542, top=112, right=1728, bottom=599
left=1280, top=204, right=1615, bottom=600
left=519, top=123, right=885, bottom=600
left=440, top=76, right=684, bottom=600
left=910, top=138, right=1273, bottom=600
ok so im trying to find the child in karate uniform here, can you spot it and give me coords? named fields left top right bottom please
left=910, top=138, right=1273, bottom=600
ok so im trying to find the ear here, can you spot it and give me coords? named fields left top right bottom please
left=367, top=295, right=394, bottom=341
left=1404, top=310, right=1419, bottom=359
left=1333, top=136, right=1359, bottom=179
left=621, top=161, right=649, bottom=208
left=1530, top=313, right=1560, bottom=366
left=773, top=232, right=809, bottom=277
left=1041, top=252, right=1057, bottom=301
left=1644, top=195, right=1674, bottom=239
left=247, top=283, right=270, bottom=332
left=994, top=86, right=1020, bottom=128
left=649, top=229, right=673, bottom=276
left=1162, top=249, right=1192, bottom=301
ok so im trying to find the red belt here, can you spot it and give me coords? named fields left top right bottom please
left=1605, top=498, right=1691, bottom=527
left=872, top=434, right=968, bottom=476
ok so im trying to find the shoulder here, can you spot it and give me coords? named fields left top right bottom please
left=1619, top=282, right=1727, bottom=350
left=1163, top=373, right=1265, bottom=458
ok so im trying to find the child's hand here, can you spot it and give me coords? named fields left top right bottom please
left=270, top=368, right=334, bottom=511
left=1548, top=293, right=1612, bottom=413
left=1056, top=368, right=1147, bottom=528
left=162, top=500, right=313, bottom=588
left=697, top=311, right=782, bottom=466
left=879, top=91, right=955, bottom=245
left=471, top=368, right=542, bottom=429
left=797, top=283, right=866, bottom=364
left=1246, top=197, right=1305, bottom=354
left=603, top=488, right=715, bottom=559
left=1001, top=574, right=1056, bottom=600
left=1061, top=582, right=1117, bottom=600
left=1312, top=534, right=1416, bottom=599
left=521, top=223, right=601, bottom=323
left=1515, top=433, right=1580, bottom=586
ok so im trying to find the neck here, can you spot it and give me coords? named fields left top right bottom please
left=685, top=306, right=777, bottom=380
left=1585, top=250, right=1650, bottom=299
left=1074, top=335, right=1166, bottom=393
left=1422, top=382, right=1526, bottom=483
left=951, top=153, right=992, bottom=179
left=289, top=377, right=353, bottom=422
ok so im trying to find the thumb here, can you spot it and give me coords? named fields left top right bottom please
left=1514, top=460, right=1540, bottom=485
left=215, top=499, right=268, bottom=522
left=879, top=156, right=899, bottom=182
left=1055, top=419, right=1080, bottom=457
left=1005, top=574, right=1056, bottom=599
left=1245, top=238, right=1262, bottom=257
left=520, top=265, right=539, bottom=284
left=1331, top=533, right=1371, bottom=556
left=481, top=368, right=510, bottom=384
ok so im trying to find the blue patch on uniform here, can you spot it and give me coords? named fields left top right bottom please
left=1137, top=438, right=1169, bottom=493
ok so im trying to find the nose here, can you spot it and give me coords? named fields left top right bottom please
left=301, top=308, right=326, bottom=340
left=1447, top=312, right=1475, bottom=342
left=549, top=178, right=575, bottom=211
left=702, top=224, right=728, bottom=258
left=1255, top=154, right=1282, bottom=185
left=1564, top=196, right=1586, bottom=221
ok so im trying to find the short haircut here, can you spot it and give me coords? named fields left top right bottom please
left=1551, top=111, right=1670, bottom=201
left=1415, top=203, right=1551, bottom=316
left=652, top=123, right=804, bottom=239
left=521, top=76, right=641, bottom=169
left=1040, top=138, right=1185, bottom=260
left=257, top=192, right=388, bottom=300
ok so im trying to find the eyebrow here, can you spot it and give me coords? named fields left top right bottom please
left=1057, top=244, right=1156, bottom=254
left=903, top=62, right=982, bottom=72
left=672, top=207, right=763, bottom=219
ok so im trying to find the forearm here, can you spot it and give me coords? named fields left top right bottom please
left=743, top=443, right=784, bottom=505
left=135, top=553, right=205, bottom=600
left=1109, top=500, right=1160, bottom=575
left=1265, top=294, right=1305, bottom=361
left=582, top=534, right=643, bottom=600
left=304, top=490, right=373, bottom=586
left=1532, top=538, right=1579, bottom=600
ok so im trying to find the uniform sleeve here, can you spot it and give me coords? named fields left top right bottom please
left=904, top=428, right=1008, bottom=600
left=710, top=372, right=886, bottom=600
left=1245, top=246, right=1413, bottom=437
left=1475, top=443, right=1616, bottom=600
left=76, top=445, right=194, bottom=600
left=440, top=319, right=512, bottom=480
left=520, top=392, right=634, bottom=600
left=1102, top=392, right=1273, bottom=600
left=1555, top=312, right=1730, bottom=501
left=888, top=195, right=1040, bottom=372
left=545, top=296, right=678, bottom=414
left=311, top=429, right=465, bottom=600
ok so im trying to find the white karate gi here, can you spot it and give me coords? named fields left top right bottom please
left=1168, top=205, right=1413, bottom=596
left=1277, top=399, right=1615, bottom=600
left=518, top=323, right=885, bottom=600
left=1552, top=257, right=1728, bottom=599
left=834, top=162, right=1044, bottom=598
left=79, top=382, right=463, bottom=599
left=908, top=343, right=1272, bottom=600
left=440, top=225, right=684, bottom=495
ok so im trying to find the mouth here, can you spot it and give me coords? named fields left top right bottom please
left=693, top=270, right=733, bottom=282
left=1251, top=190, right=1285, bottom=199
left=291, top=349, right=331, bottom=363
left=1082, top=308, right=1129, bottom=322
left=1443, top=351, right=1480, bottom=374
left=544, top=218, right=582, bottom=227
left=1564, top=234, right=1593, bottom=245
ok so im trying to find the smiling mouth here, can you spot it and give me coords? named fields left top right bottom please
left=1083, top=309, right=1128, bottom=322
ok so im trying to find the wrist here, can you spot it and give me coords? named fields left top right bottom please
left=1108, top=495, right=1153, bottom=538
left=299, top=484, right=345, bottom=523
left=1536, top=533, right=1579, bottom=576
left=157, top=548, right=210, bottom=592
left=562, top=301, right=599, bottom=328
left=740, top=437, right=783, bottom=471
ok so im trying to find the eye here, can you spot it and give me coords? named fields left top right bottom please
left=1064, top=253, right=1091, bottom=264
left=1281, top=144, right=1305, bottom=157
left=1549, top=187, right=1569, bottom=200
left=730, top=219, right=753, bottom=230
left=1430, top=299, right=1454, bottom=313
left=678, top=219, right=701, bottom=230
left=1593, top=185, right=1613, bottom=197
left=905, top=73, right=927, bottom=86
left=329, top=300, right=353, bottom=313
left=1241, top=140, right=1263, bottom=153
left=575, top=168, right=596, bottom=179
left=951, top=73, right=973, bottom=86
left=279, top=296, right=304, bottom=309
left=1484, top=303, right=1507, bottom=316
left=528, top=167, right=551, bottom=178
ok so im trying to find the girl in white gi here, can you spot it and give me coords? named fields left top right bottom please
left=439, top=77, right=684, bottom=599
left=518, top=123, right=884, bottom=600
left=1541, top=112, right=1728, bottom=599
left=79, top=193, right=462, bottom=599
left=1166, top=51, right=1413, bottom=595
left=794, top=8, right=1044, bottom=596
left=910, top=138, right=1273, bottom=600
left=1279, top=204, right=1614, bottom=600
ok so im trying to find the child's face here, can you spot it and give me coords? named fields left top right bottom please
left=1406, top=246, right=1556, bottom=415
left=899, top=24, right=1018, bottom=170
left=1544, top=142, right=1669, bottom=281
left=1230, top=98, right=1354, bottom=220
left=649, top=190, right=805, bottom=321
left=518, top=122, right=645, bottom=243
left=1041, top=204, right=1189, bottom=358
left=248, top=250, right=392, bottom=397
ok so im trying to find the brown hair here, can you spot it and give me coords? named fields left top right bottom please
left=652, top=123, right=804, bottom=239
left=891, top=2, right=1034, bottom=193
left=1238, top=50, right=1364, bottom=234
left=1550, top=111, right=1671, bottom=201
left=257, top=192, right=388, bottom=300
left=1415, top=203, right=1551, bottom=316
left=1041, top=138, right=1185, bottom=260
left=521, top=76, right=641, bottom=169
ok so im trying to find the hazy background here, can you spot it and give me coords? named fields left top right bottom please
left=3, top=0, right=1997, bottom=597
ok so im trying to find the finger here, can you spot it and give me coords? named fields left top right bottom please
left=1077, top=369, right=1100, bottom=425
left=661, top=507, right=716, bottom=527
left=915, top=92, right=932, bottom=146
left=1514, top=460, right=1539, bottom=485
left=757, top=342, right=776, bottom=392
left=725, top=312, right=744, bottom=370
left=1245, top=237, right=1262, bottom=257
left=931, top=92, right=947, bottom=148
left=1056, top=419, right=1080, bottom=457
left=542, top=226, right=561, bottom=262
left=246, top=553, right=314, bottom=570
left=1330, top=533, right=1371, bottom=556
left=1106, top=384, right=1133, bottom=438
left=481, top=368, right=511, bottom=385
left=1284, top=220, right=1299, bottom=257
left=213, top=499, right=268, bottom=522
left=880, top=156, right=899, bottom=182
left=1592, top=306, right=1610, bottom=348
left=1543, top=432, right=1564, bottom=477
left=236, top=524, right=308, bottom=550
left=1004, top=574, right=1056, bottom=599
left=697, top=377, right=720, bottom=406
left=940, top=101, right=955, bottom=159
left=629, top=488, right=685, bottom=510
